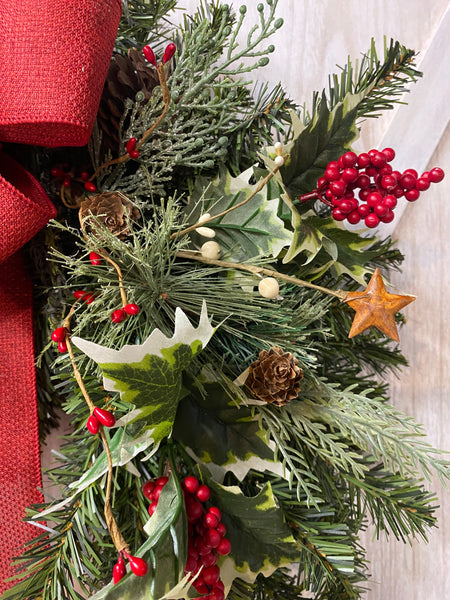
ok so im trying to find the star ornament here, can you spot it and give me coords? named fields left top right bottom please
left=345, top=268, right=415, bottom=342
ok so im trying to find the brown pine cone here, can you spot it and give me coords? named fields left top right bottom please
left=79, top=192, right=140, bottom=240
left=245, top=347, right=303, bottom=406
left=97, top=48, right=160, bottom=152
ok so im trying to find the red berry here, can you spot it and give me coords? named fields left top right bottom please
left=383, top=195, right=397, bottom=209
left=405, top=189, right=420, bottom=202
left=367, top=192, right=383, bottom=208
left=203, top=565, right=220, bottom=586
left=74, top=290, right=87, bottom=299
left=63, top=176, right=71, bottom=187
left=142, top=480, right=155, bottom=500
left=341, top=151, right=358, bottom=168
left=87, top=413, right=100, bottom=435
left=58, top=340, right=68, bottom=353
left=317, top=176, right=328, bottom=190
left=365, top=166, right=378, bottom=177
left=216, top=522, right=226, bottom=537
left=201, top=551, right=218, bottom=567
left=371, top=151, right=386, bottom=168
left=148, top=501, right=158, bottom=516
left=126, top=137, right=137, bottom=153
left=429, top=167, right=445, bottom=183
left=183, top=476, right=200, bottom=494
left=357, top=153, right=371, bottom=168
left=111, top=309, right=126, bottom=323
left=208, top=507, right=222, bottom=520
left=186, top=499, right=203, bottom=522
left=84, top=182, right=97, bottom=192
left=195, top=537, right=212, bottom=555
left=143, top=45, right=157, bottom=67
left=124, top=303, right=140, bottom=316
left=84, top=293, right=95, bottom=305
left=127, top=555, right=148, bottom=577
left=209, top=589, right=225, bottom=600
left=403, top=168, right=418, bottom=179
left=185, top=554, right=198, bottom=572
left=51, top=167, right=65, bottom=178
left=51, top=326, right=67, bottom=343
left=153, top=484, right=165, bottom=501
left=204, top=512, right=219, bottom=529
left=381, top=175, right=397, bottom=191
left=380, top=209, right=395, bottom=223
left=346, top=210, right=361, bottom=225
left=93, top=406, right=116, bottom=428
left=156, top=476, right=169, bottom=487
left=196, top=484, right=211, bottom=503
left=373, top=203, right=388, bottom=217
left=331, top=208, right=346, bottom=221
left=382, top=147, right=395, bottom=162
left=392, top=185, right=404, bottom=198
left=341, top=168, right=358, bottom=183
left=216, top=538, right=231, bottom=556
left=89, top=251, right=102, bottom=266
left=129, top=150, right=140, bottom=159
left=81, top=171, right=90, bottom=181
left=206, top=529, right=222, bottom=548
left=365, top=213, right=380, bottom=228
left=324, top=167, right=340, bottom=182
left=163, top=43, right=176, bottom=64
left=357, top=203, right=371, bottom=217
left=358, top=188, right=371, bottom=201
left=338, top=200, right=353, bottom=214
left=214, top=580, right=225, bottom=591
left=194, top=579, right=209, bottom=594
left=113, top=556, right=127, bottom=584
left=378, top=164, right=393, bottom=177
left=415, top=177, right=430, bottom=191
left=330, top=180, right=347, bottom=196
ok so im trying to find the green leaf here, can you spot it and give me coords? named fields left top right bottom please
left=72, top=302, right=216, bottom=442
left=89, top=472, right=188, bottom=600
left=186, top=166, right=292, bottom=261
left=173, top=370, right=283, bottom=481
left=208, top=480, right=299, bottom=590
left=278, top=95, right=363, bottom=198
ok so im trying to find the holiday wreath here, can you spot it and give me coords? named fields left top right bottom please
left=0, top=1, right=447, bottom=599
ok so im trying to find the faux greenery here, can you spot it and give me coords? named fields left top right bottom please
left=3, top=2, right=447, bottom=600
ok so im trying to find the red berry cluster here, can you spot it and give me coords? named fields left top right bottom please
left=112, top=550, right=148, bottom=584
left=111, top=303, right=140, bottom=324
left=299, top=149, right=445, bottom=228
left=51, top=325, right=69, bottom=353
left=143, top=475, right=231, bottom=600
left=126, top=137, right=140, bottom=160
left=51, top=164, right=96, bottom=193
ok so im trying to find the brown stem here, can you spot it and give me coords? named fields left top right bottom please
left=170, top=158, right=287, bottom=241
left=89, top=63, right=171, bottom=182
left=98, top=252, right=128, bottom=308
left=176, top=250, right=348, bottom=300
left=63, top=303, right=129, bottom=554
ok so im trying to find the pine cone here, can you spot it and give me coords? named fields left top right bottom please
left=79, top=192, right=140, bottom=240
left=245, top=347, right=303, bottom=406
left=97, top=48, right=160, bottom=152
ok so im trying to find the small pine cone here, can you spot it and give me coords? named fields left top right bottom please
left=97, top=48, right=160, bottom=152
left=245, top=347, right=303, bottom=406
left=79, top=192, right=140, bottom=240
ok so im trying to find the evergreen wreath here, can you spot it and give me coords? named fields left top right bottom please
left=3, top=2, right=448, bottom=599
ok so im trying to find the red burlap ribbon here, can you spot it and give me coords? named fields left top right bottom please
left=0, top=0, right=122, bottom=592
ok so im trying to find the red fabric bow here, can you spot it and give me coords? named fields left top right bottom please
left=0, top=0, right=122, bottom=591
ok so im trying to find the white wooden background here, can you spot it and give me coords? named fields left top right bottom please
left=42, top=1, right=450, bottom=598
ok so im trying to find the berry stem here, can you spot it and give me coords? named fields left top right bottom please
left=170, top=157, right=288, bottom=241
left=175, top=250, right=348, bottom=300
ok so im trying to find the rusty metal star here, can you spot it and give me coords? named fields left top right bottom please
left=344, top=268, right=415, bottom=341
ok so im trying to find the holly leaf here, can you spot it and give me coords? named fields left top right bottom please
left=186, top=166, right=292, bottom=261
left=89, top=472, right=189, bottom=600
left=278, top=93, right=363, bottom=198
left=72, top=302, right=215, bottom=442
left=173, top=370, right=284, bottom=481
left=208, top=480, right=299, bottom=591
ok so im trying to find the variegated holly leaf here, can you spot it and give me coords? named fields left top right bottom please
left=173, top=370, right=285, bottom=481
left=208, top=480, right=299, bottom=591
left=186, top=166, right=292, bottom=261
left=89, top=473, right=189, bottom=600
left=72, top=302, right=215, bottom=442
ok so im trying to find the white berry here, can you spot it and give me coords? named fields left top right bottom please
left=274, top=155, right=284, bottom=167
left=196, top=226, right=216, bottom=238
left=201, top=241, right=221, bottom=260
left=197, top=212, right=211, bottom=224
left=258, top=277, right=279, bottom=299
left=274, top=141, right=283, bottom=153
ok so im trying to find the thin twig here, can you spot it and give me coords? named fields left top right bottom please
left=176, top=250, right=348, bottom=300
